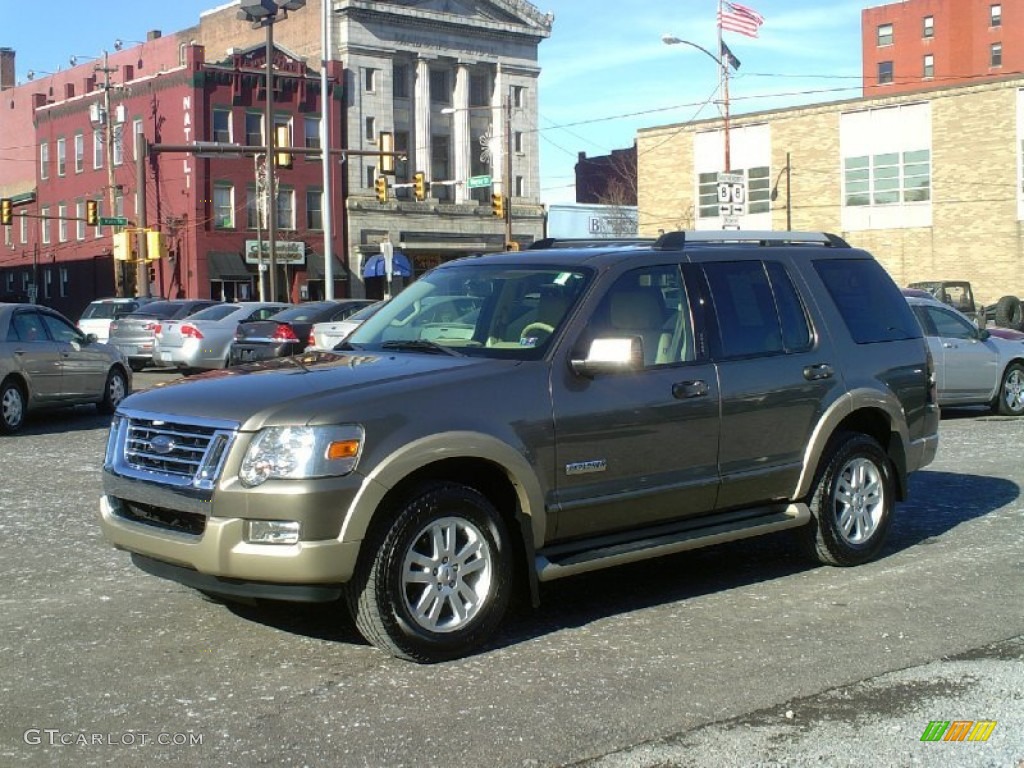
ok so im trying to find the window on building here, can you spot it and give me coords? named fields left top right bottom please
left=273, top=115, right=292, bottom=153
left=74, top=133, right=84, bottom=173
left=43, top=269, right=52, bottom=300
left=132, top=119, right=143, bottom=160
left=213, top=109, right=231, bottom=143
left=40, top=142, right=49, bottom=180
left=114, top=191, right=124, bottom=219
left=112, top=124, right=123, bottom=166
left=246, top=113, right=263, bottom=146
left=93, top=128, right=103, bottom=169
left=3, top=223, right=10, bottom=247
left=364, top=68, right=377, bottom=92
left=991, top=4, right=1002, bottom=27
left=923, top=15, right=934, bottom=37
left=246, top=185, right=261, bottom=229
left=213, top=185, right=234, bottom=229
left=469, top=74, right=489, bottom=107
left=431, top=135, right=451, bottom=199
left=306, top=188, right=323, bottom=230
left=365, top=116, right=376, bottom=142
left=365, top=165, right=376, bottom=189
left=395, top=131, right=410, bottom=185
left=4, top=273, right=11, bottom=293
left=923, top=54, right=934, bottom=78
left=878, top=61, right=894, bottom=85
left=276, top=188, right=295, bottom=230
left=511, top=85, right=525, bottom=108
left=93, top=200, right=104, bottom=238
left=304, top=116, right=320, bottom=149
left=430, top=69, right=450, bottom=104
left=76, top=201, right=86, bottom=241
left=393, top=63, right=409, bottom=99
left=40, top=206, right=50, bottom=244
left=58, top=203, right=67, bottom=242
left=57, top=138, right=66, bottom=177
left=877, top=23, right=894, bottom=46
left=843, top=149, right=931, bottom=207
left=514, top=131, right=524, bottom=154
left=991, top=42, right=1003, bottom=67
left=20, top=212, right=28, bottom=244
left=59, top=267, right=69, bottom=298
left=515, top=175, right=525, bottom=197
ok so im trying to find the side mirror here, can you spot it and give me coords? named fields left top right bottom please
left=84, top=332, right=99, bottom=344
left=570, top=337, right=644, bottom=377
left=978, top=328, right=990, bottom=341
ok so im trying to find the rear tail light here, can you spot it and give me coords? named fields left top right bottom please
left=271, top=324, right=300, bottom=342
left=180, top=323, right=204, bottom=340
left=308, top=329, right=316, bottom=346
left=153, top=323, right=162, bottom=336
left=144, top=321, right=158, bottom=332
left=925, top=348, right=937, bottom=405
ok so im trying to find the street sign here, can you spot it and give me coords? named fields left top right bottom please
left=717, top=172, right=746, bottom=218
left=467, top=175, right=492, bottom=189
left=99, top=216, right=128, bottom=226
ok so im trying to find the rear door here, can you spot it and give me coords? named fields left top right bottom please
left=7, top=309, right=63, bottom=402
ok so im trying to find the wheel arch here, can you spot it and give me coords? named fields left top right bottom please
left=1, top=372, right=30, bottom=407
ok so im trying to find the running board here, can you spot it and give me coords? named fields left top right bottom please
left=535, top=503, right=810, bottom=582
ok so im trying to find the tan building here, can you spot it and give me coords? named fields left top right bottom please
left=637, top=75, right=1024, bottom=307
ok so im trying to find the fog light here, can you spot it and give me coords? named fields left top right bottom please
left=246, top=520, right=301, bottom=545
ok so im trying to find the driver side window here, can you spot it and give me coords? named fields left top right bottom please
left=926, top=307, right=976, bottom=340
left=40, top=312, right=81, bottom=343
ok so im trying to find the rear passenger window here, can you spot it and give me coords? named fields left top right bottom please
left=703, top=261, right=784, bottom=358
left=766, top=262, right=813, bottom=352
left=814, top=259, right=920, bottom=343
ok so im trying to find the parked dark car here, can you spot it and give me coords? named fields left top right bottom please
left=228, top=300, right=376, bottom=365
left=109, top=299, right=220, bottom=371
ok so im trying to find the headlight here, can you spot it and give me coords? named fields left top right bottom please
left=239, top=425, right=364, bottom=487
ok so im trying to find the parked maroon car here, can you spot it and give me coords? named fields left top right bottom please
left=228, top=300, right=375, bottom=365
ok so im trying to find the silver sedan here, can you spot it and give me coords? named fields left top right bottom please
left=906, top=294, right=1024, bottom=414
left=152, top=301, right=290, bottom=371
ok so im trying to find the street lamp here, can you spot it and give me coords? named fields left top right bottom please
left=770, top=151, right=792, bottom=231
left=662, top=33, right=732, bottom=172
left=237, top=0, right=306, bottom=302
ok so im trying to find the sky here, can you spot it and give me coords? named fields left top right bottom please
left=3, top=0, right=869, bottom=204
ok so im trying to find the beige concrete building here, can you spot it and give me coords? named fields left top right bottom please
left=637, top=75, right=1024, bottom=307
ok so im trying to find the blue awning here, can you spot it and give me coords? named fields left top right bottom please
left=363, top=251, right=413, bottom=278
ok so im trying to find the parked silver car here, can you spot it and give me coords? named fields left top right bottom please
left=153, top=301, right=290, bottom=371
left=308, top=300, right=384, bottom=350
left=109, top=299, right=220, bottom=372
left=1, top=303, right=131, bottom=433
left=78, top=297, right=163, bottom=343
left=906, top=293, right=1024, bottom=414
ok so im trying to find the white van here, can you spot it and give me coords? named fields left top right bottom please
left=78, top=297, right=160, bottom=342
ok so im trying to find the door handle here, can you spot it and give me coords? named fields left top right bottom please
left=672, top=380, right=709, bottom=399
left=803, top=363, right=834, bottom=381
left=943, top=342, right=955, bottom=349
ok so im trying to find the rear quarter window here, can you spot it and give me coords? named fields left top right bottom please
left=814, top=259, right=921, bottom=344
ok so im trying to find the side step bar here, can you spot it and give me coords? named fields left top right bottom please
left=535, top=503, right=810, bottom=582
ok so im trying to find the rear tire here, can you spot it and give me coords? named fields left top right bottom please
left=0, top=377, right=26, bottom=434
left=801, top=433, right=894, bottom=566
left=345, top=482, right=512, bottom=662
left=97, top=367, right=129, bottom=415
left=995, top=362, right=1024, bottom=416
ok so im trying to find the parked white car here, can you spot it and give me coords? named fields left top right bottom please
left=905, top=292, right=1024, bottom=414
left=152, top=301, right=290, bottom=371
left=308, top=300, right=385, bottom=350
left=78, top=297, right=161, bottom=343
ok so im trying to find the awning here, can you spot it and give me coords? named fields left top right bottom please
left=363, top=251, right=413, bottom=278
left=305, top=251, right=347, bottom=280
left=207, top=252, right=252, bottom=280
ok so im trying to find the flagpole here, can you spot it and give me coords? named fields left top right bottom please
left=719, top=0, right=731, bottom=172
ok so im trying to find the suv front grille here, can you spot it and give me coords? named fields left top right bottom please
left=106, top=410, right=238, bottom=490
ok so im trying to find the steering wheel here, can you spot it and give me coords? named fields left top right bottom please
left=520, top=322, right=555, bottom=339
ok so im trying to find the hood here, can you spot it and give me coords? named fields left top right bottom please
left=119, top=349, right=511, bottom=431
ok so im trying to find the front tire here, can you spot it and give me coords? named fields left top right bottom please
left=345, top=482, right=512, bottom=662
left=1, top=377, right=26, bottom=434
left=995, top=362, right=1024, bottom=416
left=97, top=367, right=129, bottom=415
left=801, top=433, right=894, bottom=566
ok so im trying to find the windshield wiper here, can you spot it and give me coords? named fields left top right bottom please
left=380, top=339, right=462, bottom=356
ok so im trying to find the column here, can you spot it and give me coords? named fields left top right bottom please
left=492, top=64, right=506, bottom=191
left=414, top=57, right=432, bottom=185
left=452, top=63, right=470, bottom=203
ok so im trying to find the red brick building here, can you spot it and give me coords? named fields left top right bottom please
left=1, top=37, right=345, bottom=318
left=863, top=0, right=1023, bottom=97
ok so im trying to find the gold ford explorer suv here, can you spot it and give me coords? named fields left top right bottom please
left=99, top=231, right=939, bottom=662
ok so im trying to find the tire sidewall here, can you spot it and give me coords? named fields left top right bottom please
left=99, top=368, right=128, bottom=414
left=808, top=434, right=894, bottom=566
left=997, top=363, right=1024, bottom=416
left=366, top=483, right=511, bottom=661
left=1, top=378, right=25, bottom=434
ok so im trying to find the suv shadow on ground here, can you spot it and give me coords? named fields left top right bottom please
left=221, top=470, right=1017, bottom=657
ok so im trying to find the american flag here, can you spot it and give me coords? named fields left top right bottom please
left=718, top=1, right=765, bottom=38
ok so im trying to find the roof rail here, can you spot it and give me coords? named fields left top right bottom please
left=528, top=237, right=655, bottom=250
left=652, top=230, right=851, bottom=250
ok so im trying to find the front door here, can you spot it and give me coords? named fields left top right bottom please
left=7, top=309, right=63, bottom=402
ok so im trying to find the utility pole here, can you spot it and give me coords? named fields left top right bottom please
left=503, top=91, right=513, bottom=249
left=97, top=51, right=125, bottom=296
left=320, top=0, right=335, bottom=299
left=135, top=132, right=150, bottom=297
left=264, top=22, right=279, bottom=302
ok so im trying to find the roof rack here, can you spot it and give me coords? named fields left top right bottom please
left=652, top=230, right=851, bottom=250
left=528, top=237, right=655, bottom=250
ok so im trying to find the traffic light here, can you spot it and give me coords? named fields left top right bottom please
left=86, top=199, right=98, bottom=226
left=146, top=230, right=166, bottom=259
left=0, top=197, right=11, bottom=226
left=375, top=175, right=389, bottom=204
left=274, top=124, right=292, bottom=170
left=413, top=172, right=426, bottom=202
left=491, top=193, right=505, bottom=218
left=112, top=231, right=131, bottom=261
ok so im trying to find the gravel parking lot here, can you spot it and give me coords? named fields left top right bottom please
left=0, top=399, right=1022, bottom=767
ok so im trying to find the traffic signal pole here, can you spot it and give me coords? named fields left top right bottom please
left=135, top=132, right=150, bottom=297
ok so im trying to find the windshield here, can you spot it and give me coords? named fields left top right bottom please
left=347, top=262, right=591, bottom=359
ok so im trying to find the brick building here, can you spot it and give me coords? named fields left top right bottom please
left=862, top=0, right=1023, bottom=96
left=636, top=74, right=1024, bottom=307
left=574, top=146, right=638, bottom=206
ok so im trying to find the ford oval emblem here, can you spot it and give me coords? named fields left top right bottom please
left=149, top=435, right=176, bottom=455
